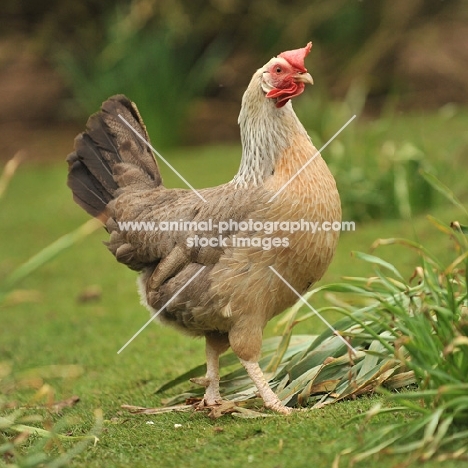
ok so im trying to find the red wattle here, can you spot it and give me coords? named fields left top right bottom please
left=266, top=82, right=305, bottom=108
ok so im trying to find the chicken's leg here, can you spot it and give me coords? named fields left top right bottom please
left=240, top=359, right=292, bottom=415
left=192, top=333, right=229, bottom=406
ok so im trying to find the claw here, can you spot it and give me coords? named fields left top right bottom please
left=195, top=397, right=222, bottom=410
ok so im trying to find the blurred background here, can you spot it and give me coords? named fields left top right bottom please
left=1, top=0, right=468, bottom=223
left=1, top=0, right=467, bottom=144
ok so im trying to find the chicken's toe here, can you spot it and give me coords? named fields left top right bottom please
left=265, top=400, right=293, bottom=415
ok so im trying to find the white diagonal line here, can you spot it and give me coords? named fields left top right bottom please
left=117, top=266, right=206, bottom=354
left=268, top=114, right=356, bottom=203
left=269, top=266, right=357, bottom=355
left=118, top=114, right=207, bottom=203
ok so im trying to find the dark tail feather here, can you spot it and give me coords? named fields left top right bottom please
left=66, top=95, right=162, bottom=219
left=67, top=152, right=114, bottom=218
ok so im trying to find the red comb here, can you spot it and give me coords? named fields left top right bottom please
left=278, top=42, right=312, bottom=72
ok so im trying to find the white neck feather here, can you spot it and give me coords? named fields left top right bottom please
left=231, top=71, right=309, bottom=187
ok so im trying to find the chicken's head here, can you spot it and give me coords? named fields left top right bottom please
left=262, top=42, right=314, bottom=108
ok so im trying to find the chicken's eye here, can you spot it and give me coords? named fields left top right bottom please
left=275, top=67, right=282, bottom=74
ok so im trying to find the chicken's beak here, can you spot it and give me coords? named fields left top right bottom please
left=294, top=72, right=314, bottom=85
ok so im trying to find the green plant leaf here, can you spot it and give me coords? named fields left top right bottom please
left=420, top=170, right=468, bottom=218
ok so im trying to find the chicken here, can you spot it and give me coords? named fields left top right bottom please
left=66, top=42, right=341, bottom=414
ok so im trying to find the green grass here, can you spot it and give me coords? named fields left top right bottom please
left=1, top=128, right=467, bottom=467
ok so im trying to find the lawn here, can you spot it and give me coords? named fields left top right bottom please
left=1, top=110, right=468, bottom=467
